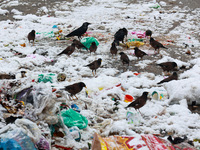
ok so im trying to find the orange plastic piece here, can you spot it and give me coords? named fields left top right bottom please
left=124, top=95, right=134, bottom=102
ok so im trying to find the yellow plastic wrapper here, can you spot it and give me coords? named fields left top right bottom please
left=91, top=133, right=186, bottom=150
left=125, top=41, right=144, bottom=48
left=91, top=133, right=147, bottom=150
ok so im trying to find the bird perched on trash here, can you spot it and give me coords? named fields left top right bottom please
left=86, top=58, right=102, bottom=76
left=150, top=37, right=168, bottom=53
left=89, top=42, right=97, bottom=54
left=167, top=135, right=187, bottom=144
left=114, top=28, right=128, bottom=45
left=57, top=42, right=76, bottom=56
left=63, top=82, right=87, bottom=100
left=73, top=39, right=88, bottom=50
left=157, top=62, right=178, bottom=74
left=119, top=52, right=130, bottom=66
left=125, top=92, right=149, bottom=115
left=134, top=47, right=147, bottom=59
left=110, top=42, right=118, bottom=58
left=27, top=30, right=36, bottom=45
left=65, top=22, right=91, bottom=40
left=145, top=30, right=152, bottom=38
left=157, top=72, right=178, bottom=84
left=168, top=135, right=194, bottom=146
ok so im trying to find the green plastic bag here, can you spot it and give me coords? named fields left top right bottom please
left=149, top=3, right=160, bottom=9
left=38, top=73, right=56, bottom=83
left=60, top=109, right=88, bottom=129
left=36, top=31, right=55, bottom=38
left=128, top=38, right=144, bottom=42
left=80, top=37, right=99, bottom=50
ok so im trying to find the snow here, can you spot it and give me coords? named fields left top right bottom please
left=0, top=0, right=200, bottom=149
left=0, top=8, right=8, bottom=15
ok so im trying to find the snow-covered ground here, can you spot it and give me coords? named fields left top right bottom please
left=0, top=0, right=200, bottom=149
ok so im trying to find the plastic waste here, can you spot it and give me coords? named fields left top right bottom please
left=27, top=54, right=54, bottom=63
left=126, top=111, right=141, bottom=126
left=15, top=119, right=42, bottom=143
left=57, top=73, right=66, bottom=82
left=60, top=103, right=70, bottom=110
left=20, top=43, right=26, bottom=47
left=124, top=95, right=134, bottom=103
left=131, top=31, right=146, bottom=38
left=0, top=138, right=21, bottom=150
left=142, top=134, right=175, bottom=150
left=173, top=143, right=198, bottom=150
left=23, top=86, right=67, bottom=122
left=69, top=126, right=81, bottom=142
left=50, top=124, right=65, bottom=138
left=149, top=3, right=160, bottom=9
left=0, top=129, right=37, bottom=150
left=80, top=37, right=99, bottom=49
left=92, top=133, right=147, bottom=150
left=126, top=41, right=144, bottom=48
left=71, top=104, right=81, bottom=113
left=14, top=86, right=33, bottom=104
left=128, top=38, right=144, bottom=42
left=36, top=136, right=50, bottom=150
left=38, top=73, right=56, bottom=83
left=85, top=83, right=123, bottom=98
left=60, top=109, right=88, bottom=129
left=0, top=98, right=24, bottom=114
left=36, top=31, right=54, bottom=38
left=52, top=25, right=58, bottom=28
left=152, top=88, right=168, bottom=101
left=53, top=144, right=73, bottom=150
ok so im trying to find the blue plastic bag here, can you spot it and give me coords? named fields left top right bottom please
left=0, top=129, right=37, bottom=150
left=0, top=138, right=21, bottom=150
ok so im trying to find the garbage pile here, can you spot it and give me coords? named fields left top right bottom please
left=1, top=0, right=200, bottom=149
left=0, top=80, right=89, bottom=149
left=0, top=27, right=200, bottom=149
left=0, top=70, right=199, bottom=150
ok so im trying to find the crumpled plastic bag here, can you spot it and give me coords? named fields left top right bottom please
left=80, top=37, right=99, bottom=49
left=15, top=118, right=42, bottom=143
left=38, top=73, right=56, bottom=83
left=0, top=128, right=37, bottom=150
left=23, top=85, right=66, bottom=123
left=36, top=31, right=54, bottom=38
left=126, top=111, right=141, bottom=126
left=60, top=109, right=88, bottom=129
left=14, top=86, right=33, bottom=104
left=36, top=136, right=50, bottom=150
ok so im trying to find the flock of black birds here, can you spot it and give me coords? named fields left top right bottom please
left=27, top=22, right=179, bottom=112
